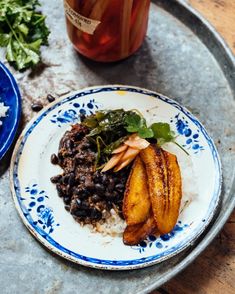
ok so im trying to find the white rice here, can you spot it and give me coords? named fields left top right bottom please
left=91, top=209, right=126, bottom=237
left=0, top=102, right=9, bottom=126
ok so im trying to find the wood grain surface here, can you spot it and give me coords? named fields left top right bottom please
left=188, top=0, right=235, bottom=54
left=152, top=1, right=235, bottom=293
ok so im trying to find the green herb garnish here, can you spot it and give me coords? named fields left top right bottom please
left=125, top=113, right=154, bottom=138
left=83, top=109, right=133, bottom=142
left=151, top=122, right=175, bottom=144
left=82, top=109, right=188, bottom=168
left=83, top=109, right=133, bottom=167
left=94, top=136, right=106, bottom=169
left=151, top=122, right=189, bottom=155
left=125, top=113, right=188, bottom=154
left=103, top=136, right=128, bottom=155
left=0, top=0, right=50, bottom=70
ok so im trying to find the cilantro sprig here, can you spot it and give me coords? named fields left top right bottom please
left=151, top=122, right=189, bottom=155
left=0, top=0, right=50, bottom=70
left=82, top=109, right=189, bottom=163
left=125, top=113, right=154, bottom=138
left=151, top=122, right=175, bottom=145
left=125, top=113, right=189, bottom=155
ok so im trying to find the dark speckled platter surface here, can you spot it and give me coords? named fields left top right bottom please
left=0, top=0, right=234, bottom=293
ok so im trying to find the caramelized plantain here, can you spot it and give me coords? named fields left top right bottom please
left=140, top=145, right=182, bottom=235
left=123, top=213, right=157, bottom=245
left=123, top=156, right=151, bottom=225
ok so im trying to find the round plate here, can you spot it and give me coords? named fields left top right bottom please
left=0, top=62, right=21, bottom=160
left=10, top=85, right=221, bottom=270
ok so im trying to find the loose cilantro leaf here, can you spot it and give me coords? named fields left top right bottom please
left=0, top=33, right=10, bottom=46
left=125, top=113, right=154, bottom=138
left=0, top=0, right=50, bottom=70
left=125, top=113, right=143, bottom=132
left=151, top=122, right=175, bottom=144
left=31, top=13, right=50, bottom=45
left=151, top=122, right=189, bottom=155
left=138, top=127, right=154, bottom=138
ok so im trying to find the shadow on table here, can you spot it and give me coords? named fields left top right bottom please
left=77, top=38, right=161, bottom=91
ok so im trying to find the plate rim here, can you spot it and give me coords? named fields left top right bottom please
left=0, top=62, right=21, bottom=160
left=10, top=84, right=222, bottom=270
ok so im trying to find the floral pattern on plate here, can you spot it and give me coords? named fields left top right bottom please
left=50, top=99, right=101, bottom=127
left=23, top=184, right=60, bottom=234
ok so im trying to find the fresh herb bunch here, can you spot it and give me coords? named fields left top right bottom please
left=82, top=109, right=188, bottom=167
left=0, top=0, right=50, bottom=70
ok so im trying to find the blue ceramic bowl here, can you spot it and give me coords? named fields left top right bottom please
left=0, top=63, right=21, bottom=160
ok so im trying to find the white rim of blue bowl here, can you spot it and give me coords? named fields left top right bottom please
left=0, top=62, right=21, bottom=160
left=10, top=85, right=222, bottom=270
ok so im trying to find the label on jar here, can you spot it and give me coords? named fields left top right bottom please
left=64, top=0, right=101, bottom=35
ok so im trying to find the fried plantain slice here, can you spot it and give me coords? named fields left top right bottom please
left=140, top=145, right=182, bottom=235
left=123, top=156, right=151, bottom=225
left=123, top=213, right=157, bottom=245
left=163, top=149, right=182, bottom=233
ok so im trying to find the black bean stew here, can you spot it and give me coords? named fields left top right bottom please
left=50, top=123, right=130, bottom=226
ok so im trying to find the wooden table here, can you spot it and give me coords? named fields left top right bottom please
left=153, top=1, right=235, bottom=293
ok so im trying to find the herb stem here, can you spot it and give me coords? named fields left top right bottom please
left=95, top=136, right=106, bottom=169
left=96, top=163, right=106, bottom=170
left=131, top=108, right=144, bottom=118
left=5, top=16, right=27, bottom=54
left=173, top=141, right=189, bottom=156
left=33, top=14, right=46, bottom=25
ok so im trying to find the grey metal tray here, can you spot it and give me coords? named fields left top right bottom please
left=0, top=0, right=234, bottom=293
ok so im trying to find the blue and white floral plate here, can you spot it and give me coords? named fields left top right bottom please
left=0, top=62, right=21, bottom=160
left=10, top=85, right=221, bottom=270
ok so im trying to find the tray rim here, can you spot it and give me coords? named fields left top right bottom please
left=4, top=0, right=235, bottom=291
left=155, top=0, right=235, bottom=93
left=140, top=0, right=235, bottom=292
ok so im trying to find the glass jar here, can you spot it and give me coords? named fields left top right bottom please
left=64, top=0, right=151, bottom=62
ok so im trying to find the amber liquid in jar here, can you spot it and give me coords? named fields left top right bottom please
left=64, top=0, right=151, bottom=62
